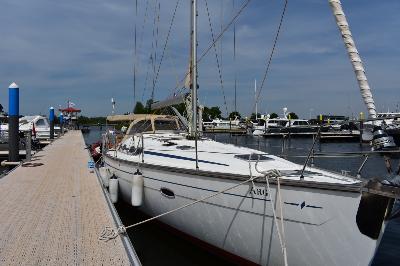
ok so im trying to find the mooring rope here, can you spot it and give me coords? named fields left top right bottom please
left=99, top=168, right=280, bottom=242
left=255, top=161, right=288, bottom=266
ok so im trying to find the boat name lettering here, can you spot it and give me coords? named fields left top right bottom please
left=250, top=188, right=268, bottom=196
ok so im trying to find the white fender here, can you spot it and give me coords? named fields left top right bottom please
left=99, top=166, right=112, bottom=187
left=131, top=171, right=144, bottom=206
left=109, top=177, right=119, bottom=203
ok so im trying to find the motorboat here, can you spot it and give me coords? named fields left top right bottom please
left=1, top=115, right=61, bottom=141
left=252, top=117, right=288, bottom=136
left=19, top=116, right=61, bottom=140
left=203, top=118, right=244, bottom=132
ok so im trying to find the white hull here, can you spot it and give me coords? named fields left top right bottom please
left=104, top=155, right=381, bottom=265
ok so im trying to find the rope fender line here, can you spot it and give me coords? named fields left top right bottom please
left=99, top=167, right=281, bottom=242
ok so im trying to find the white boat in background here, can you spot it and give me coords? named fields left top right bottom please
left=0, top=115, right=61, bottom=140
left=252, top=118, right=318, bottom=135
left=203, top=118, right=243, bottom=131
left=0, top=114, right=8, bottom=143
left=252, top=117, right=288, bottom=136
left=100, top=1, right=398, bottom=265
left=20, top=115, right=61, bottom=139
left=361, top=112, right=400, bottom=142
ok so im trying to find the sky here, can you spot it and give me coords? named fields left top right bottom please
left=0, top=0, right=399, bottom=118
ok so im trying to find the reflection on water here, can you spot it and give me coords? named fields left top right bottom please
left=84, top=127, right=399, bottom=266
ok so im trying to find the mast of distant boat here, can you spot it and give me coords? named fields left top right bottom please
left=328, top=0, right=377, bottom=119
left=255, top=79, right=258, bottom=120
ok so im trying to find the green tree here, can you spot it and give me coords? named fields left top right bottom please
left=270, top=113, right=279, bottom=119
left=209, top=106, right=222, bottom=119
left=133, top=101, right=146, bottom=114
left=202, top=106, right=211, bottom=121
left=229, top=111, right=241, bottom=120
left=202, top=106, right=221, bottom=121
left=250, top=113, right=261, bottom=120
left=145, top=99, right=154, bottom=113
left=288, top=112, right=299, bottom=119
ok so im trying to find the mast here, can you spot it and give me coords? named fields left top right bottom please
left=255, top=79, right=257, bottom=120
left=328, top=0, right=377, bottom=119
left=190, top=0, right=198, bottom=137
left=233, top=0, right=237, bottom=112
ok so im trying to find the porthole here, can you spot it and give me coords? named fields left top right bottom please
left=160, top=187, right=175, bottom=199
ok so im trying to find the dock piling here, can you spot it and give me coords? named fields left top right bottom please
left=8, top=82, right=19, bottom=163
left=25, top=130, right=32, bottom=161
left=60, top=113, right=64, bottom=135
left=49, top=107, right=55, bottom=139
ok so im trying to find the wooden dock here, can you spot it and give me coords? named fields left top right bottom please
left=0, top=131, right=140, bottom=265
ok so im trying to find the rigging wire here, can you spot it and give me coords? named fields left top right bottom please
left=173, top=0, right=252, bottom=92
left=133, top=0, right=138, bottom=110
left=252, top=0, right=288, bottom=113
left=151, top=0, right=181, bottom=101
left=151, top=0, right=158, bottom=101
left=151, top=0, right=161, bottom=100
left=204, top=0, right=229, bottom=117
left=138, top=0, right=150, bottom=104
left=142, top=55, right=152, bottom=102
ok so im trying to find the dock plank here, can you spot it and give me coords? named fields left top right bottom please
left=0, top=131, right=132, bottom=265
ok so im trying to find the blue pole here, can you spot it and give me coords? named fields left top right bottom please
left=49, top=107, right=55, bottom=139
left=59, top=113, right=64, bottom=135
left=8, top=82, right=19, bottom=162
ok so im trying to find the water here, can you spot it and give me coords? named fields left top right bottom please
left=83, top=127, right=399, bottom=265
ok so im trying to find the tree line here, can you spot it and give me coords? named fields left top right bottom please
left=76, top=100, right=300, bottom=125
left=133, top=100, right=299, bottom=121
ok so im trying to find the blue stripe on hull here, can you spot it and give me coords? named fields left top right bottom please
left=144, top=150, right=229, bottom=166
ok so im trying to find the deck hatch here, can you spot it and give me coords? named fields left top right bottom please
left=234, top=153, right=272, bottom=161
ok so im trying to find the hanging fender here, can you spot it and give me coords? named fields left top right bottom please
left=131, top=170, right=144, bottom=207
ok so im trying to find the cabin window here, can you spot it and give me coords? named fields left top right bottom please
left=154, top=119, right=179, bottom=131
left=128, top=120, right=152, bottom=134
left=36, top=119, right=46, bottom=127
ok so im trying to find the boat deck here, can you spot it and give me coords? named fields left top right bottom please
left=0, top=131, right=138, bottom=265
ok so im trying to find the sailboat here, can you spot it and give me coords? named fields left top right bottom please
left=102, top=1, right=397, bottom=265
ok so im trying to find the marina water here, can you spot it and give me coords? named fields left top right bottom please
left=84, top=127, right=399, bottom=265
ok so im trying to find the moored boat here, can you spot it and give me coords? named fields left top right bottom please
left=103, top=113, right=395, bottom=265
left=101, top=0, right=399, bottom=264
